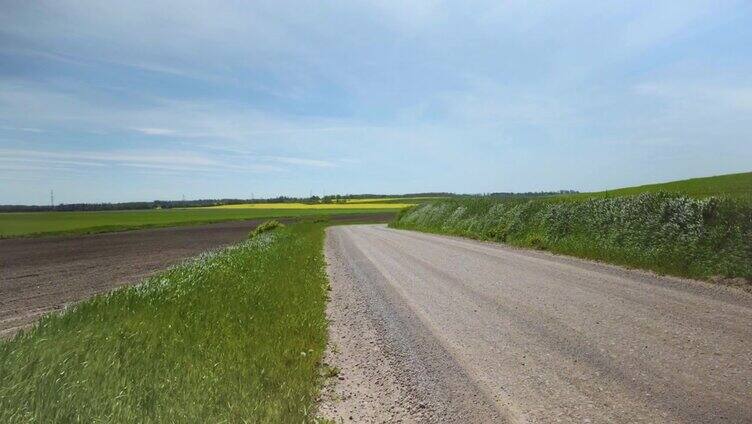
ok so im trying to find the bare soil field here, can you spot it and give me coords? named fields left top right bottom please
left=0, top=213, right=392, bottom=337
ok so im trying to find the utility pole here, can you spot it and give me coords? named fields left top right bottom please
left=50, top=189, right=54, bottom=209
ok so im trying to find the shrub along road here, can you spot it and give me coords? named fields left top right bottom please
left=325, top=224, right=752, bottom=423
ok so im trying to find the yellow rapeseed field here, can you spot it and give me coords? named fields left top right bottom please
left=345, top=196, right=447, bottom=204
left=345, top=197, right=402, bottom=203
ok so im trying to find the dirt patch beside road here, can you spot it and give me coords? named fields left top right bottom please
left=0, top=213, right=393, bottom=337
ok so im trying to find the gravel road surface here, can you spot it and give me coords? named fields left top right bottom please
left=323, top=224, right=752, bottom=423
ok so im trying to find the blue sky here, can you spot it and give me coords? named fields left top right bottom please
left=1, top=1, right=751, bottom=204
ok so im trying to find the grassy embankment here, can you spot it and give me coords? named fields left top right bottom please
left=392, top=172, right=752, bottom=281
left=0, top=222, right=330, bottom=422
left=562, top=171, right=752, bottom=202
left=0, top=202, right=406, bottom=238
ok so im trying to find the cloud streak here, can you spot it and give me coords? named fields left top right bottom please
left=0, top=148, right=335, bottom=177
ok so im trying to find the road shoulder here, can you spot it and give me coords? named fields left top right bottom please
left=318, top=227, right=422, bottom=422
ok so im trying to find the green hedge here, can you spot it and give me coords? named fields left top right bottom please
left=391, top=193, right=752, bottom=281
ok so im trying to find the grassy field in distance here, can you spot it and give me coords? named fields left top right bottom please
left=563, top=171, right=752, bottom=201
left=0, top=206, right=401, bottom=238
left=0, top=222, right=330, bottom=422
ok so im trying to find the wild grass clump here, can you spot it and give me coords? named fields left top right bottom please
left=391, top=193, right=752, bottom=281
left=0, top=223, right=329, bottom=423
left=249, top=219, right=284, bottom=238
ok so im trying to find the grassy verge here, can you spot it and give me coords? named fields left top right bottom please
left=391, top=193, right=752, bottom=282
left=0, top=223, right=330, bottom=422
left=0, top=208, right=398, bottom=238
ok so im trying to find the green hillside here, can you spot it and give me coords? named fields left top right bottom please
left=569, top=172, right=752, bottom=201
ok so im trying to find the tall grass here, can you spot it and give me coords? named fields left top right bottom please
left=0, top=223, right=329, bottom=422
left=392, top=193, right=752, bottom=281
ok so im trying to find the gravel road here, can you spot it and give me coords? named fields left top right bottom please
left=322, top=224, right=752, bottom=423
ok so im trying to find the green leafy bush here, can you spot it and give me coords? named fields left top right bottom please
left=391, top=193, right=752, bottom=281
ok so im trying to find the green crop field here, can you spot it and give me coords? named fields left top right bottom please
left=0, top=222, right=331, bottom=422
left=0, top=206, right=401, bottom=238
left=564, top=171, right=752, bottom=201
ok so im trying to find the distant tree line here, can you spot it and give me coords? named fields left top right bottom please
left=486, top=190, right=579, bottom=198
left=316, top=192, right=456, bottom=204
left=331, top=192, right=455, bottom=200
left=0, top=197, right=311, bottom=212
left=1, top=199, right=247, bottom=213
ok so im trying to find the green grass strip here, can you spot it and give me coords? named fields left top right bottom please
left=0, top=223, right=329, bottom=423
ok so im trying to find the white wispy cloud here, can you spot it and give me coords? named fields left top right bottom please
left=0, top=156, right=107, bottom=167
left=0, top=163, right=76, bottom=172
left=263, top=156, right=335, bottom=168
left=0, top=81, right=381, bottom=148
left=0, top=148, right=218, bottom=167
left=132, top=127, right=179, bottom=136
left=0, top=148, right=331, bottom=175
left=0, top=125, right=45, bottom=133
left=193, top=145, right=337, bottom=168
left=0, top=148, right=227, bottom=177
